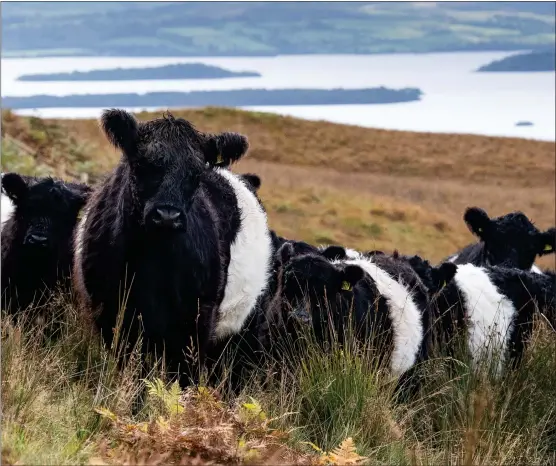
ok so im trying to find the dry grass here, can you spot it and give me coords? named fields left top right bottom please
left=45, top=107, right=556, bottom=187
left=2, top=292, right=555, bottom=465
left=2, top=108, right=554, bottom=268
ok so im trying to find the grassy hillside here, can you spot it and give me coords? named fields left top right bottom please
left=2, top=107, right=554, bottom=267
left=2, top=2, right=555, bottom=57
left=1, top=108, right=555, bottom=464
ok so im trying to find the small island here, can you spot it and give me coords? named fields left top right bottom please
left=515, top=121, right=534, bottom=127
left=477, top=50, right=556, bottom=72
left=17, top=63, right=261, bottom=81
left=1, top=87, right=423, bottom=109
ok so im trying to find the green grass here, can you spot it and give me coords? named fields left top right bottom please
left=3, top=289, right=555, bottom=464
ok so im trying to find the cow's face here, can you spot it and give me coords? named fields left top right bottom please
left=282, top=251, right=364, bottom=314
left=100, top=109, right=249, bottom=232
left=2, top=173, right=91, bottom=251
left=464, top=207, right=555, bottom=269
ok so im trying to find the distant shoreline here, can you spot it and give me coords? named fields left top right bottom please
left=1, top=87, right=423, bottom=110
left=17, top=63, right=261, bottom=81
left=477, top=49, right=556, bottom=72
left=1, top=47, right=541, bottom=60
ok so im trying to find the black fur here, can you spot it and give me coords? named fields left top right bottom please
left=447, top=206, right=555, bottom=269
left=74, top=110, right=253, bottom=387
left=1, top=173, right=91, bottom=313
left=317, top=245, right=433, bottom=358
left=238, top=173, right=261, bottom=192
left=211, top=241, right=315, bottom=393
left=202, top=131, right=249, bottom=168
left=408, top=260, right=556, bottom=371
left=281, top=252, right=367, bottom=346
left=487, top=267, right=556, bottom=368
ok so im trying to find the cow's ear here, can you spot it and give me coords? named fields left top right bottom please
left=538, top=227, right=556, bottom=256
left=240, top=173, right=261, bottom=191
left=2, top=172, right=29, bottom=204
left=321, top=245, right=347, bottom=261
left=464, top=207, right=492, bottom=239
left=430, top=262, right=457, bottom=293
left=66, top=182, right=93, bottom=210
left=100, top=108, right=139, bottom=155
left=277, top=242, right=295, bottom=266
left=340, top=265, right=364, bottom=291
left=204, top=132, right=249, bottom=168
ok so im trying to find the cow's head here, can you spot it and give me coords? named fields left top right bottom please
left=281, top=248, right=364, bottom=316
left=464, top=207, right=555, bottom=269
left=402, top=254, right=457, bottom=295
left=2, top=173, right=91, bottom=252
left=100, top=109, right=249, bottom=231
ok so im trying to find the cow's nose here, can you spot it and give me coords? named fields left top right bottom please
left=150, top=206, right=184, bottom=229
left=25, top=234, right=48, bottom=246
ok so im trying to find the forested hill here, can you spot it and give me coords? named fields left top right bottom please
left=2, top=1, right=555, bottom=58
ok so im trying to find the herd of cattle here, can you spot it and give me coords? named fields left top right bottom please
left=1, top=109, right=555, bottom=397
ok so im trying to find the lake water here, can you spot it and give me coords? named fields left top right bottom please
left=2, top=52, right=555, bottom=141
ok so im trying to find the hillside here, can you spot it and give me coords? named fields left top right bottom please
left=2, top=108, right=556, bottom=465
left=2, top=107, right=554, bottom=268
left=2, top=2, right=555, bottom=57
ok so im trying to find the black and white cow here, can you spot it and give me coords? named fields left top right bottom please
left=395, top=253, right=556, bottom=375
left=1, top=173, right=92, bottom=313
left=281, top=247, right=428, bottom=378
left=431, top=263, right=555, bottom=375
left=73, top=110, right=272, bottom=386
left=445, top=207, right=555, bottom=272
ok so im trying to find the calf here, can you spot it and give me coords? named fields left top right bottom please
left=398, top=254, right=556, bottom=375
left=281, top=248, right=427, bottom=378
left=73, top=110, right=272, bottom=386
left=434, top=263, right=555, bottom=375
left=445, top=207, right=555, bottom=271
left=1, top=173, right=92, bottom=313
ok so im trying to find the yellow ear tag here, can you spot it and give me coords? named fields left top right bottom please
left=216, top=154, right=224, bottom=165
left=442, top=281, right=447, bottom=289
left=544, top=244, right=553, bottom=252
left=341, top=281, right=352, bottom=291
left=77, top=209, right=84, bottom=220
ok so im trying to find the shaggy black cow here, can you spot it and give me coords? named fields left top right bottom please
left=73, top=110, right=272, bottom=387
left=1, top=173, right=92, bottom=313
left=445, top=207, right=555, bottom=271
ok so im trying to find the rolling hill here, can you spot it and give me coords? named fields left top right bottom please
left=2, top=107, right=554, bottom=268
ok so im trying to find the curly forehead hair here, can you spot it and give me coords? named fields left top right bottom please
left=138, top=112, right=203, bottom=145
